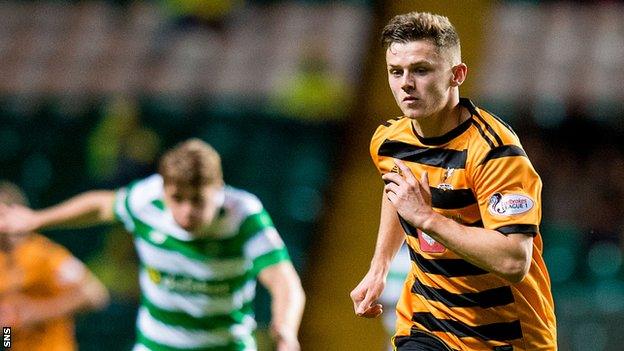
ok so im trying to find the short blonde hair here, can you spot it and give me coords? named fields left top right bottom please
left=158, top=138, right=223, bottom=187
left=382, top=12, right=461, bottom=62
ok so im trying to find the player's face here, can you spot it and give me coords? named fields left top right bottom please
left=386, top=40, right=457, bottom=120
left=163, top=183, right=224, bottom=233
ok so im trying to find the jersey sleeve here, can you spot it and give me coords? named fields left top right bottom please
left=114, top=186, right=135, bottom=232
left=471, top=145, right=542, bottom=236
left=370, top=124, right=389, bottom=175
left=241, top=207, right=290, bottom=276
left=113, top=176, right=159, bottom=233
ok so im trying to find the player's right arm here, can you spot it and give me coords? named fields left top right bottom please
left=0, top=190, right=116, bottom=234
left=350, top=193, right=405, bottom=318
left=0, top=257, right=111, bottom=329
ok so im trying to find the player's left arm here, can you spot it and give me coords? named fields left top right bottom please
left=258, top=261, right=305, bottom=351
left=383, top=159, right=534, bottom=283
left=3, top=256, right=110, bottom=328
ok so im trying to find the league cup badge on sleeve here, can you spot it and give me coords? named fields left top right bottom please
left=488, top=192, right=534, bottom=216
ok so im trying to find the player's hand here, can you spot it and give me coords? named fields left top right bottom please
left=382, top=159, right=433, bottom=228
left=271, top=326, right=300, bottom=351
left=0, top=203, right=39, bottom=235
left=0, top=300, right=20, bottom=327
left=350, top=270, right=384, bottom=318
left=2, top=293, right=55, bottom=328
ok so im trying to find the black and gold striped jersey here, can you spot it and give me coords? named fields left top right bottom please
left=371, top=98, right=556, bottom=351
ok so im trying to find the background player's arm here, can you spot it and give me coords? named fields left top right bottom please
left=384, top=160, right=532, bottom=283
left=350, top=193, right=405, bottom=318
left=0, top=190, right=116, bottom=234
left=258, top=261, right=305, bottom=351
left=0, top=260, right=110, bottom=328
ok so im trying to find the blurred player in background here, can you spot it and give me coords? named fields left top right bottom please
left=350, top=12, right=556, bottom=350
left=0, top=139, right=305, bottom=351
left=0, top=181, right=110, bottom=351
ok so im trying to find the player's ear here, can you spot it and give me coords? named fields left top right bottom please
left=451, top=63, right=467, bottom=87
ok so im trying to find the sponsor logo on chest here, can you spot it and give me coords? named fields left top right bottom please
left=418, top=229, right=446, bottom=253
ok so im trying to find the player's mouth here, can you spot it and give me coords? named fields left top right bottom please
left=403, top=96, right=418, bottom=104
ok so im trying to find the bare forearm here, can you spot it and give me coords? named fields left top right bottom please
left=369, top=195, right=406, bottom=275
left=271, top=277, right=305, bottom=335
left=35, top=191, right=116, bottom=230
left=14, top=277, right=109, bottom=328
left=25, top=295, right=89, bottom=325
left=260, top=263, right=305, bottom=339
left=421, top=213, right=532, bottom=282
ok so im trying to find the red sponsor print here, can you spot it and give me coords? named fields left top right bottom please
left=418, top=229, right=446, bottom=253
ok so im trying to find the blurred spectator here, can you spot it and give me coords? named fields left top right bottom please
left=270, top=46, right=350, bottom=121
left=162, top=0, right=245, bottom=30
left=86, top=95, right=161, bottom=186
left=86, top=226, right=140, bottom=301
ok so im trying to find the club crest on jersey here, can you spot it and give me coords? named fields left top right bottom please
left=149, top=230, right=167, bottom=244
left=438, top=168, right=455, bottom=190
left=418, top=230, right=446, bottom=253
left=488, top=193, right=534, bottom=216
left=390, top=164, right=403, bottom=176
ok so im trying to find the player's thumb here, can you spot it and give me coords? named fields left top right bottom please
left=420, top=171, right=431, bottom=194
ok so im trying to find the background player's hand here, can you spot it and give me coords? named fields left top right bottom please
left=0, top=300, right=20, bottom=327
left=0, top=294, right=39, bottom=328
left=271, top=326, right=300, bottom=351
left=0, top=295, right=35, bottom=328
left=0, top=203, right=39, bottom=235
left=350, top=270, right=385, bottom=318
left=382, top=159, right=433, bottom=228
left=276, top=338, right=300, bottom=351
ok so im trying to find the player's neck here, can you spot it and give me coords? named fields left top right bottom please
left=411, top=100, right=466, bottom=139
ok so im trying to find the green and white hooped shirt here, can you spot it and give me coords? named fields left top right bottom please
left=114, top=174, right=290, bottom=351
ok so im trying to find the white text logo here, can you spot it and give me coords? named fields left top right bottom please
left=488, top=193, right=534, bottom=216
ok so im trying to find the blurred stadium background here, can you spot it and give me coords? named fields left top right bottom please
left=0, top=0, right=622, bottom=350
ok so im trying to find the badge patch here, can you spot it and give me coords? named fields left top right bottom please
left=437, top=168, right=455, bottom=190
left=488, top=193, right=534, bottom=216
left=418, top=230, right=446, bottom=253
left=149, top=230, right=167, bottom=244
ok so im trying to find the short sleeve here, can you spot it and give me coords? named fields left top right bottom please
left=114, top=186, right=135, bottom=232
left=471, top=146, right=542, bottom=236
left=113, top=176, right=159, bottom=233
left=370, top=124, right=388, bottom=175
left=241, top=210, right=290, bottom=276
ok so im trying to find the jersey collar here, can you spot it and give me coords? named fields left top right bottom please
left=412, top=97, right=477, bottom=146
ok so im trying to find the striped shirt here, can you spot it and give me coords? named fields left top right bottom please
left=114, top=174, right=290, bottom=351
left=371, top=98, right=556, bottom=350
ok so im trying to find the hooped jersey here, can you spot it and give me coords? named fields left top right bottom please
left=114, top=174, right=290, bottom=351
left=0, top=234, right=87, bottom=351
left=370, top=98, right=556, bottom=350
